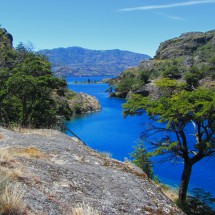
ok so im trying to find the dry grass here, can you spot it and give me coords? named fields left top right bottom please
left=0, top=147, right=27, bottom=182
left=13, top=128, right=59, bottom=137
left=161, top=187, right=178, bottom=201
left=156, top=184, right=178, bottom=201
left=71, top=203, right=101, bottom=215
left=12, top=146, right=47, bottom=159
left=0, top=147, right=13, bottom=162
left=0, top=146, right=37, bottom=183
left=8, top=167, right=26, bottom=181
left=0, top=173, right=26, bottom=215
left=99, top=151, right=112, bottom=158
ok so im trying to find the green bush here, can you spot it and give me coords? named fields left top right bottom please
left=176, top=188, right=215, bottom=215
left=130, top=141, right=154, bottom=179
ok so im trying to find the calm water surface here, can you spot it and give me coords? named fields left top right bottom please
left=65, top=76, right=215, bottom=197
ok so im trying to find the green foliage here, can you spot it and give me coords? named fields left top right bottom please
left=123, top=94, right=148, bottom=116
left=139, top=70, right=149, bottom=83
left=111, top=69, right=149, bottom=98
left=162, top=64, right=181, bottom=79
left=130, top=141, right=153, bottom=179
left=154, top=78, right=186, bottom=97
left=184, top=66, right=206, bottom=90
left=176, top=188, right=215, bottom=215
left=0, top=42, right=72, bottom=128
left=0, top=31, right=16, bottom=70
left=124, top=88, right=215, bottom=126
left=123, top=88, right=215, bottom=200
left=115, top=77, right=134, bottom=95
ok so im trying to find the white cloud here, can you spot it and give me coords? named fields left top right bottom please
left=154, top=12, right=184, bottom=21
left=119, top=0, right=215, bottom=12
left=168, top=16, right=184, bottom=20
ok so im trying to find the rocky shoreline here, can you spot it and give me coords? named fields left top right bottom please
left=69, top=92, right=102, bottom=114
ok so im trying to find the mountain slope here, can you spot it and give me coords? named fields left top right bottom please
left=155, top=30, right=215, bottom=61
left=108, top=30, right=215, bottom=98
left=39, top=47, right=150, bottom=77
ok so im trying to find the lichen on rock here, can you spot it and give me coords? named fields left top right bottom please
left=0, top=127, right=184, bottom=214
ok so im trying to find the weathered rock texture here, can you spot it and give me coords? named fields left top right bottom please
left=155, top=30, right=215, bottom=60
left=68, top=92, right=102, bottom=114
left=0, top=127, right=183, bottom=215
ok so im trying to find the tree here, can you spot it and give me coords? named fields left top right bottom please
left=0, top=43, right=72, bottom=128
left=115, top=78, right=134, bottom=98
left=162, top=64, right=181, bottom=79
left=131, top=141, right=154, bottom=179
left=177, top=188, right=215, bottom=214
left=184, top=66, right=205, bottom=90
left=123, top=88, right=215, bottom=201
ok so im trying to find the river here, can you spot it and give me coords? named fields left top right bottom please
left=65, top=76, right=215, bottom=198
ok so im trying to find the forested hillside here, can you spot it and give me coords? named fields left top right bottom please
left=109, top=30, right=215, bottom=98
left=39, top=47, right=150, bottom=77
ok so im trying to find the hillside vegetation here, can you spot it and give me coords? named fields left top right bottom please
left=0, top=28, right=101, bottom=128
left=109, top=30, right=215, bottom=98
left=117, top=30, right=215, bottom=214
left=39, top=47, right=150, bottom=77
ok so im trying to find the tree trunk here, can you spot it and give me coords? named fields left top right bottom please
left=179, top=160, right=193, bottom=201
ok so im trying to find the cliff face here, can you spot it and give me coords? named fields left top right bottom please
left=139, top=30, right=215, bottom=77
left=0, top=127, right=184, bottom=214
left=155, top=30, right=215, bottom=61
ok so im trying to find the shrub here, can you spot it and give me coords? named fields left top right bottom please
left=0, top=173, right=26, bottom=215
left=176, top=188, right=215, bottom=215
left=130, top=141, right=154, bottom=179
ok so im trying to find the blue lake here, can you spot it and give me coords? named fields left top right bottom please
left=65, top=76, right=215, bottom=197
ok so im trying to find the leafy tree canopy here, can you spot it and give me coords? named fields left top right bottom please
left=123, top=88, right=215, bottom=200
left=0, top=43, right=72, bottom=128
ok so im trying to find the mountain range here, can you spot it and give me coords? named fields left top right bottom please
left=39, top=47, right=150, bottom=77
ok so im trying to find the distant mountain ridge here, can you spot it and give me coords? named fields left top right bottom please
left=39, top=47, right=150, bottom=77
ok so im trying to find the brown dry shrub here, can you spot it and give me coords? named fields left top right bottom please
left=0, top=173, right=26, bottom=215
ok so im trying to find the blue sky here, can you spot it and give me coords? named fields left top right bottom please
left=0, top=0, right=215, bottom=57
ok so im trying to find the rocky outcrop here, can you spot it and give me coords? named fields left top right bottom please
left=68, top=92, right=101, bottom=114
left=0, top=28, right=13, bottom=47
left=0, top=127, right=184, bottom=214
left=52, top=89, right=101, bottom=115
left=155, top=30, right=215, bottom=60
left=138, top=30, right=215, bottom=77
